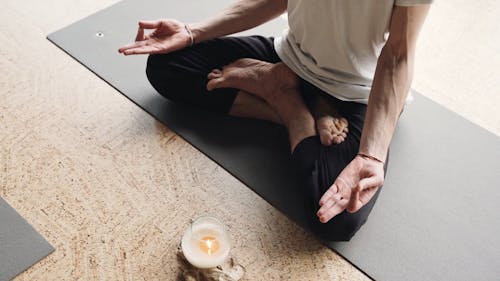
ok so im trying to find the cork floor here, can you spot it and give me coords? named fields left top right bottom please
left=1, top=0, right=498, bottom=280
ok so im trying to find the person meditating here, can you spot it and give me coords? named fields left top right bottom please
left=119, top=0, right=431, bottom=241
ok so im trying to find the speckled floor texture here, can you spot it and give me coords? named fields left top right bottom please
left=1, top=0, right=498, bottom=280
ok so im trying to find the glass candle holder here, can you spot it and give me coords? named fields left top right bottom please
left=181, top=215, right=231, bottom=268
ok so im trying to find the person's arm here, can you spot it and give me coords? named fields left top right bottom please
left=317, top=5, right=431, bottom=222
left=118, top=0, right=287, bottom=55
left=359, top=4, right=430, bottom=162
left=190, top=0, right=287, bottom=43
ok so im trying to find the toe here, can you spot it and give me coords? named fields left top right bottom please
left=332, top=135, right=343, bottom=144
left=206, top=77, right=226, bottom=91
left=332, top=132, right=347, bottom=144
left=207, top=71, right=222, bottom=80
left=207, top=73, right=214, bottom=79
left=332, top=119, right=342, bottom=134
left=340, top=117, right=348, bottom=127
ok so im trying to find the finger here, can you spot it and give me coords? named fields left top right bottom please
left=319, top=184, right=339, bottom=206
left=138, top=20, right=161, bottom=29
left=318, top=193, right=342, bottom=212
left=317, top=193, right=342, bottom=216
left=347, top=186, right=380, bottom=213
left=347, top=177, right=383, bottom=212
left=317, top=199, right=335, bottom=217
left=118, top=40, right=147, bottom=53
left=347, top=187, right=361, bottom=213
left=123, top=45, right=160, bottom=55
left=358, top=186, right=379, bottom=205
left=135, top=27, right=145, bottom=42
left=318, top=199, right=348, bottom=223
left=359, top=176, right=383, bottom=192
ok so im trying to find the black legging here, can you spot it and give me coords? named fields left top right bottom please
left=146, top=36, right=386, bottom=241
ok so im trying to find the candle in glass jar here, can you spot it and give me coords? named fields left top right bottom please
left=181, top=216, right=230, bottom=268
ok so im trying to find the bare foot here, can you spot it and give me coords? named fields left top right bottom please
left=311, top=95, right=349, bottom=146
left=207, top=58, right=299, bottom=96
left=207, top=58, right=315, bottom=151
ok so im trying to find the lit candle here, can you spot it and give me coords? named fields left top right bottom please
left=181, top=216, right=231, bottom=268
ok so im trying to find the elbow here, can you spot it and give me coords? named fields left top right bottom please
left=376, top=40, right=415, bottom=101
left=378, top=39, right=415, bottom=88
left=271, top=0, right=288, bottom=15
left=380, top=40, right=411, bottom=69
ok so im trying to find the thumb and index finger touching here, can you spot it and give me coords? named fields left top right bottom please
left=135, top=26, right=145, bottom=42
left=318, top=167, right=383, bottom=216
left=135, top=20, right=162, bottom=41
left=138, top=20, right=162, bottom=29
left=347, top=175, right=383, bottom=213
left=118, top=20, right=162, bottom=54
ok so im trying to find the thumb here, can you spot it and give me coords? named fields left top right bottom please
left=135, top=27, right=145, bottom=41
left=346, top=176, right=382, bottom=213
left=139, top=20, right=161, bottom=29
left=358, top=176, right=383, bottom=191
left=346, top=185, right=361, bottom=213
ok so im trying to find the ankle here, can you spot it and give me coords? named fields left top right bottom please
left=286, top=112, right=315, bottom=132
left=271, top=63, right=299, bottom=90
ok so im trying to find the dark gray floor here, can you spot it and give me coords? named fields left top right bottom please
left=0, top=197, right=54, bottom=281
left=47, top=0, right=500, bottom=280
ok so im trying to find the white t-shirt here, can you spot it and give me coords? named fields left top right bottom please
left=274, top=0, right=433, bottom=104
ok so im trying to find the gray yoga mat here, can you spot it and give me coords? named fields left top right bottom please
left=47, top=0, right=500, bottom=280
left=0, top=197, right=54, bottom=281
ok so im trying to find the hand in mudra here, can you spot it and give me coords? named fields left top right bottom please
left=118, top=19, right=191, bottom=55
left=317, top=155, right=385, bottom=223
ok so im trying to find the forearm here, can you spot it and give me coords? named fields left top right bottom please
left=359, top=45, right=414, bottom=162
left=189, top=0, right=287, bottom=43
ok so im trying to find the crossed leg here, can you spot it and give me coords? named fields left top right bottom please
left=206, top=58, right=349, bottom=151
left=146, top=36, right=382, bottom=241
left=207, top=59, right=315, bottom=151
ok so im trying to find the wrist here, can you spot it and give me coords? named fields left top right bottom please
left=184, top=24, right=195, bottom=46
left=359, top=139, right=389, bottom=163
left=357, top=152, right=385, bottom=164
left=187, top=22, right=205, bottom=44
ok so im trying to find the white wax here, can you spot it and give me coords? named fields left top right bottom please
left=181, top=221, right=230, bottom=268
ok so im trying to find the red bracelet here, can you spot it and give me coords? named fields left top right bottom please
left=357, top=153, right=384, bottom=164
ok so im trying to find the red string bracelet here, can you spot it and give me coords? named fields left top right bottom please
left=357, top=153, right=384, bottom=164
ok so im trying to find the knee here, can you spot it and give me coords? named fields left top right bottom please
left=293, top=136, right=370, bottom=241
left=309, top=212, right=366, bottom=241
left=145, top=54, right=184, bottom=102
left=299, top=158, right=367, bottom=241
left=304, top=177, right=373, bottom=241
left=305, top=183, right=381, bottom=242
left=146, top=54, right=164, bottom=85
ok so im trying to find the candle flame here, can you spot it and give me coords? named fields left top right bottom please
left=206, top=239, right=212, bottom=254
left=199, top=236, right=220, bottom=256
